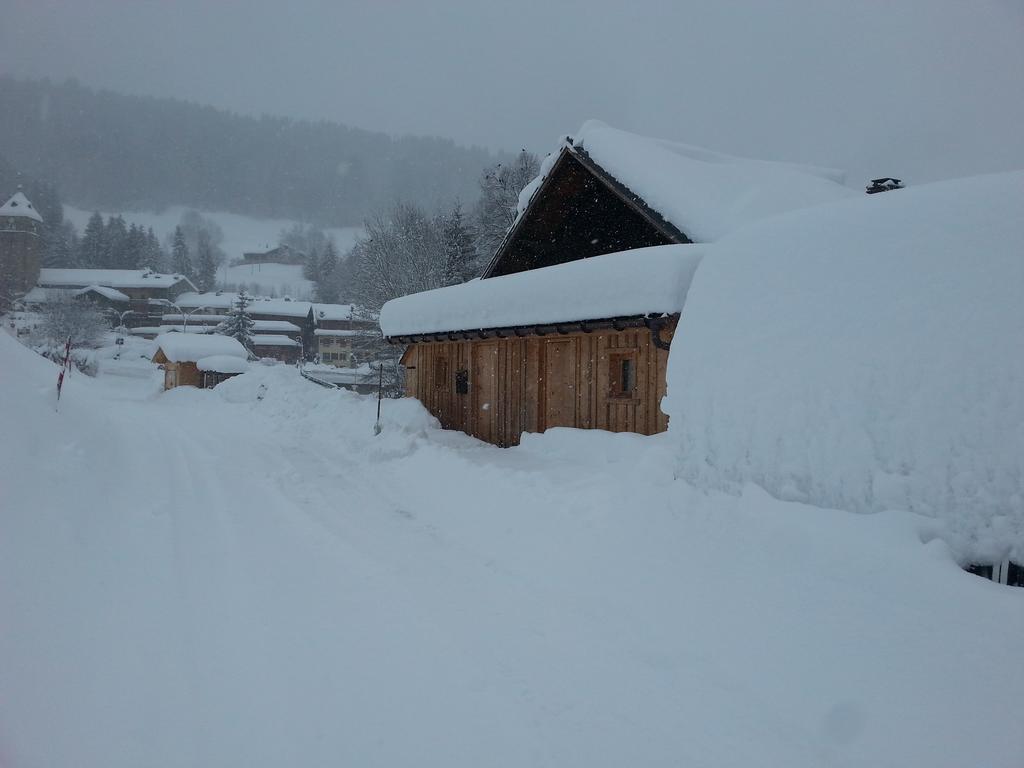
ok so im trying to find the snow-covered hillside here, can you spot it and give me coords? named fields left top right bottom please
left=664, top=170, right=1024, bottom=562
left=62, top=204, right=362, bottom=264
left=2, top=330, right=1022, bottom=767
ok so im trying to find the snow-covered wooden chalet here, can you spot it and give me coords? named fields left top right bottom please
left=380, top=121, right=854, bottom=446
left=152, top=333, right=249, bottom=390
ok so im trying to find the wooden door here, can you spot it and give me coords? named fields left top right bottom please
left=472, top=343, right=499, bottom=443
left=543, top=339, right=576, bottom=430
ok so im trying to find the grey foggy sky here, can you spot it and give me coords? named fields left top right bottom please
left=3, top=0, right=1023, bottom=186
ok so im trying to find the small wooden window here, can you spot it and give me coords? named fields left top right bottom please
left=455, top=369, right=469, bottom=394
left=607, top=351, right=637, bottom=399
left=434, top=357, right=449, bottom=390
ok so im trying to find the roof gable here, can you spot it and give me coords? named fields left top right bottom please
left=483, top=121, right=856, bottom=278
left=483, top=148, right=684, bottom=279
left=0, top=191, right=43, bottom=223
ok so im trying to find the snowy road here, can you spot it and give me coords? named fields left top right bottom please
left=2, top=336, right=1023, bottom=767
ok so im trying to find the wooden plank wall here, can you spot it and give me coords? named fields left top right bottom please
left=401, top=319, right=675, bottom=447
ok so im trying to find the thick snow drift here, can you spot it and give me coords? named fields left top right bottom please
left=380, top=244, right=703, bottom=336
left=2, top=331, right=1023, bottom=767
left=664, top=170, right=1024, bottom=561
left=196, top=355, right=249, bottom=373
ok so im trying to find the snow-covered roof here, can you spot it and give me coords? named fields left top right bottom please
left=73, top=284, right=130, bottom=302
left=153, top=333, right=248, bottom=363
left=314, top=329, right=369, bottom=337
left=314, top=304, right=356, bottom=321
left=38, top=268, right=195, bottom=290
left=380, top=244, right=704, bottom=337
left=157, top=325, right=214, bottom=334
left=174, top=291, right=355, bottom=322
left=664, top=169, right=1024, bottom=561
left=196, top=355, right=249, bottom=374
left=251, top=334, right=300, bottom=347
left=0, top=192, right=43, bottom=223
left=252, top=319, right=301, bottom=333
left=515, top=121, right=856, bottom=244
left=21, top=286, right=58, bottom=304
left=161, top=314, right=227, bottom=323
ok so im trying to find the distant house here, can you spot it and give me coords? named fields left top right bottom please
left=152, top=333, right=249, bottom=390
left=312, top=305, right=376, bottom=367
left=31, top=268, right=197, bottom=327
left=251, top=334, right=301, bottom=364
left=242, top=244, right=305, bottom=265
left=169, top=291, right=371, bottom=363
left=380, top=121, right=854, bottom=447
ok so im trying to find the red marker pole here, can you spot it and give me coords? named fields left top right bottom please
left=56, top=336, right=72, bottom=402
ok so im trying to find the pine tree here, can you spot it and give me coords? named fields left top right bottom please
left=144, top=228, right=166, bottom=271
left=303, top=246, right=322, bottom=284
left=315, top=240, right=340, bottom=302
left=195, top=230, right=217, bottom=291
left=122, top=223, right=147, bottom=269
left=440, top=202, right=477, bottom=285
left=472, top=150, right=540, bottom=268
left=104, top=215, right=129, bottom=268
left=217, top=290, right=256, bottom=351
left=171, top=226, right=192, bottom=278
left=78, top=212, right=106, bottom=268
left=43, top=221, right=78, bottom=267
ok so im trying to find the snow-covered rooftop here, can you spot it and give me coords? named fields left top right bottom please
left=0, top=191, right=44, bottom=223
left=314, top=328, right=369, bottom=337
left=38, top=268, right=194, bottom=290
left=380, top=244, right=704, bottom=337
left=73, top=284, right=130, bottom=302
left=21, top=286, right=62, bottom=304
left=252, top=320, right=301, bottom=333
left=174, top=291, right=354, bottom=321
left=515, top=121, right=856, bottom=243
left=153, top=333, right=249, bottom=363
left=196, top=355, right=249, bottom=374
left=251, top=334, right=300, bottom=347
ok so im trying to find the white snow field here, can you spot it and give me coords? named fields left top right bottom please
left=2, top=331, right=1023, bottom=767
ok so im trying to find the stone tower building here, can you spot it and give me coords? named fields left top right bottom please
left=0, top=190, right=45, bottom=303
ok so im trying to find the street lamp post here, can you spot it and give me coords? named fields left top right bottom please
left=156, top=299, right=210, bottom=333
left=113, top=309, right=135, bottom=359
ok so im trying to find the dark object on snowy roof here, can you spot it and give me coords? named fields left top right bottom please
left=866, top=178, right=905, bottom=194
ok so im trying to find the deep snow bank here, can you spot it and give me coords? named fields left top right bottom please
left=664, top=171, right=1024, bottom=561
left=4, top=335, right=1024, bottom=767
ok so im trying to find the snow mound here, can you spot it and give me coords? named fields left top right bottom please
left=196, top=355, right=249, bottom=374
left=664, top=170, right=1024, bottom=561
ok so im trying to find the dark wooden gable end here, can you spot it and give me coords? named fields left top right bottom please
left=482, top=145, right=691, bottom=279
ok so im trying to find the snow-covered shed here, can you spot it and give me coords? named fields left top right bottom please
left=152, top=333, right=249, bottom=390
left=380, top=122, right=853, bottom=446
